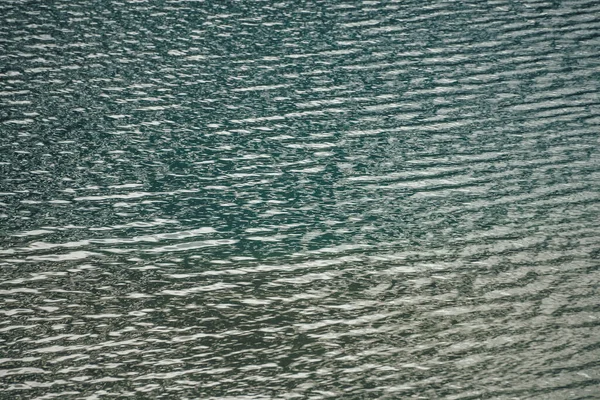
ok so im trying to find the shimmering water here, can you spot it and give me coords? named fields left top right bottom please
left=1, top=0, right=599, bottom=398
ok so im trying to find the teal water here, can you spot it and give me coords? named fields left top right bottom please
left=1, top=0, right=599, bottom=398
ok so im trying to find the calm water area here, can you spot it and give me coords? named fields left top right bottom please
left=1, top=0, right=599, bottom=398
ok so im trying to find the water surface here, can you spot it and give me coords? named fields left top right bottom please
left=1, top=0, right=599, bottom=398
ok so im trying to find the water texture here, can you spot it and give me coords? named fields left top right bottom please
left=1, top=0, right=599, bottom=398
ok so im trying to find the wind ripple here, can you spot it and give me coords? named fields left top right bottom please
left=1, top=0, right=599, bottom=398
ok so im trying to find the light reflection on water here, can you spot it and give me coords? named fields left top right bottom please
left=0, top=0, right=599, bottom=398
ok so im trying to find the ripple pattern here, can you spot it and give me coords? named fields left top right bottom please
left=1, top=0, right=599, bottom=398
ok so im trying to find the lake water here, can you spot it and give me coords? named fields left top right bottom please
left=1, top=0, right=599, bottom=398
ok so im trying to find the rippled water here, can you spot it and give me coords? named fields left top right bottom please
left=1, top=0, right=599, bottom=398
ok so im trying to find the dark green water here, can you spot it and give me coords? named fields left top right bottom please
left=1, top=0, right=599, bottom=398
